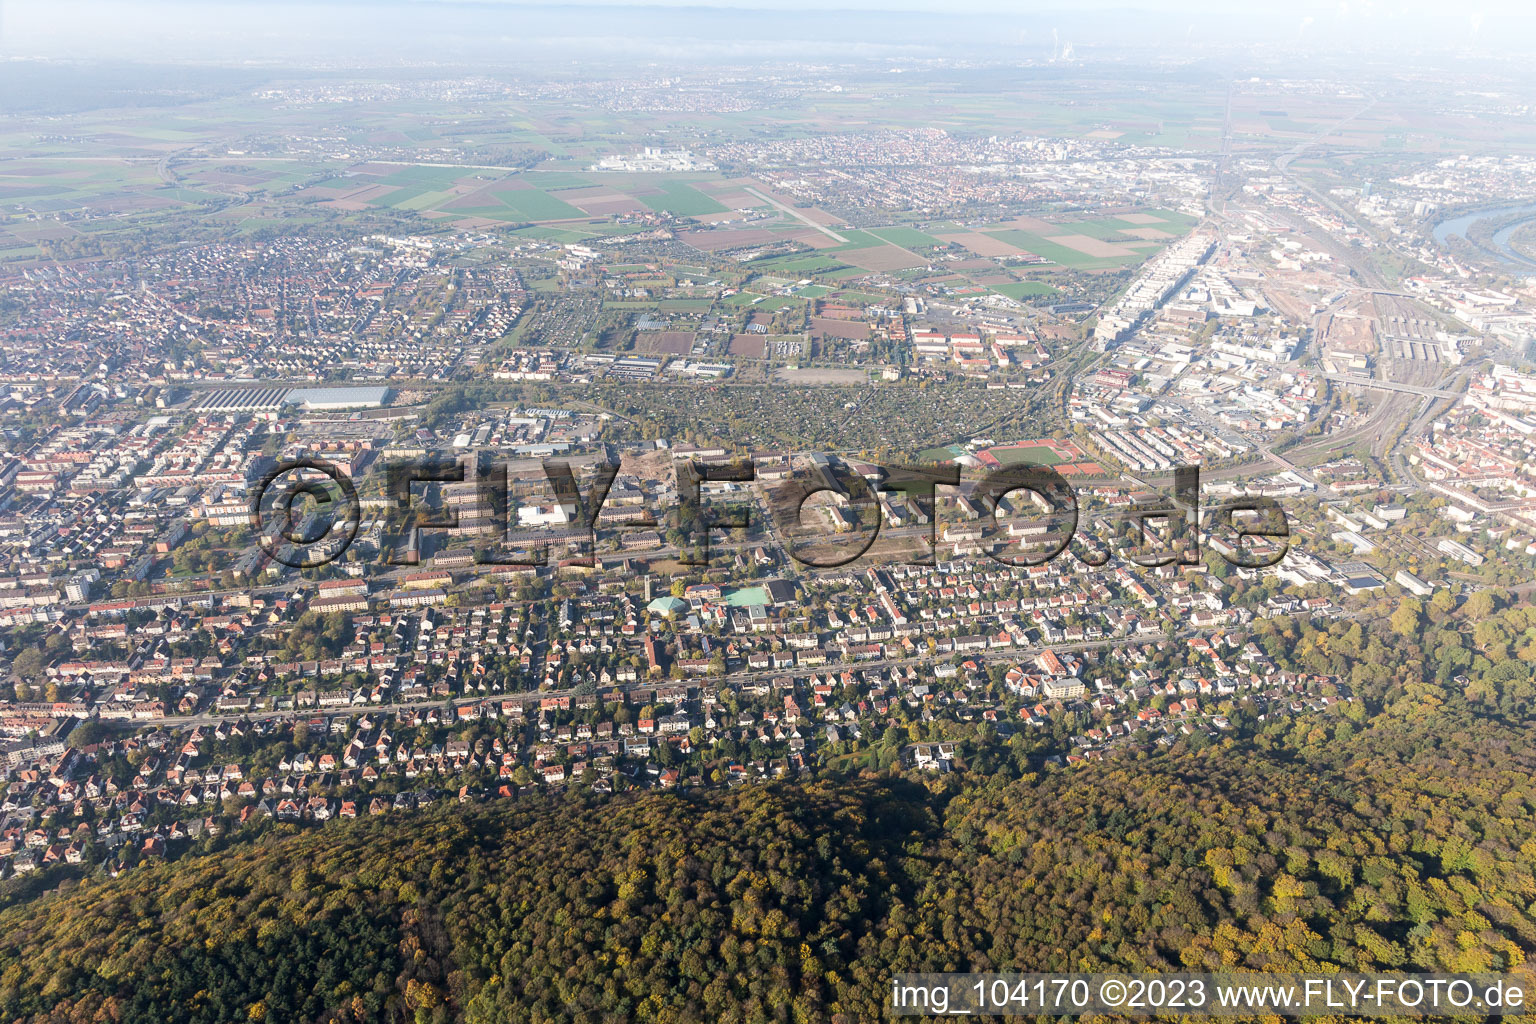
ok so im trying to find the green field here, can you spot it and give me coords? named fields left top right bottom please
left=395, top=189, right=457, bottom=211
left=988, top=444, right=1066, bottom=467
left=157, top=187, right=224, bottom=205
left=832, top=290, right=890, bottom=306
left=522, top=171, right=595, bottom=189
left=982, top=231, right=1144, bottom=269
left=916, top=444, right=966, bottom=464
left=588, top=223, right=646, bottom=237
left=751, top=254, right=850, bottom=275
left=1146, top=209, right=1199, bottom=229
left=377, top=165, right=481, bottom=189
left=494, top=188, right=588, bottom=220
left=990, top=281, right=1060, bottom=300
left=824, top=229, right=887, bottom=252
left=1057, top=217, right=1143, bottom=241
left=640, top=183, right=727, bottom=217
left=366, top=185, right=434, bottom=207
left=750, top=296, right=802, bottom=312
left=510, top=225, right=597, bottom=243
left=774, top=260, right=847, bottom=280
left=871, top=226, right=944, bottom=249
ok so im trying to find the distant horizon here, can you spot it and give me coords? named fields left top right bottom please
left=2, top=0, right=1532, bottom=64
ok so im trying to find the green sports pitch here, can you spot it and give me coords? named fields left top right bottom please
left=986, top=444, right=1067, bottom=466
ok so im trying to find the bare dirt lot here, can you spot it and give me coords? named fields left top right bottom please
left=729, top=334, right=768, bottom=358
left=636, top=331, right=696, bottom=355
left=811, top=318, right=870, bottom=340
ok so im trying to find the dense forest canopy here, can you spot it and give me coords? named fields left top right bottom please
left=3, top=687, right=1535, bottom=1024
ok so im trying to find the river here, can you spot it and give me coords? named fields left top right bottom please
left=1432, top=200, right=1536, bottom=269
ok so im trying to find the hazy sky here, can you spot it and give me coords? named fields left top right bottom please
left=0, top=0, right=1529, bottom=63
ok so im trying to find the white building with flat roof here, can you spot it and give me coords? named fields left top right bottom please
left=283, top=386, right=391, bottom=411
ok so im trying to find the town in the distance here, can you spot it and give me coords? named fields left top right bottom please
left=1, top=49, right=1534, bottom=884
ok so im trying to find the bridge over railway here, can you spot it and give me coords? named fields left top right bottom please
left=1321, top=374, right=1466, bottom=401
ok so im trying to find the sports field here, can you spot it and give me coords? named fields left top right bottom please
left=988, top=444, right=1066, bottom=466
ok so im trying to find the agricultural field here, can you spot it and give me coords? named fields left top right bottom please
left=638, top=182, right=728, bottom=217
left=869, top=226, right=947, bottom=249
left=975, top=208, right=1197, bottom=270
left=748, top=253, right=851, bottom=275
left=989, top=280, right=1061, bottom=300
